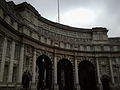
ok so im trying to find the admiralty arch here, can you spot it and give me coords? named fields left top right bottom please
left=0, top=0, right=120, bottom=90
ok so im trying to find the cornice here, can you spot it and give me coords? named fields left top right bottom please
left=14, top=1, right=92, bottom=32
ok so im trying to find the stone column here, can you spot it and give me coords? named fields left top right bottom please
left=18, top=44, right=24, bottom=83
left=8, top=40, right=15, bottom=82
left=109, top=58, right=115, bottom=90
left=0, top=37, right=7, bottom=82
left=109, top=58, right=114, bottom=84
left=54, top=56, right=59, bottom=90
left=74, top=56, right=80, bottom=90
left=32, top=48, right=36, bottom=83
left=96, top=57, right=102, bottom=90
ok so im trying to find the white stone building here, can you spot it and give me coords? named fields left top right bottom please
left=0, top=0, right=120, bottom=90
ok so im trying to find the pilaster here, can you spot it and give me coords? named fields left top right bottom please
left=96, top=57, right=103, bottom=90
left=32, top=48, right=36, bottom=83
left=54, top=56, right=59, bottom=90
left=74, top=55, right=80, bottom=90
left=0, top=37, right=7, bottom=82
left=8, top=40, right=15, bottom=82
left=18, top=44, right=24, bottom=83
left=109, top=58, right=115, bottom=84
left=109, top=57, right=115, bottom=90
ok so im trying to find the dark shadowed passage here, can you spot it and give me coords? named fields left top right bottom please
left=78, top=61, right=97, bottom=90
left=36, top=55, right=52, bottom=90
left=57, top=59, right=74, bottom=90
left=101, top=75, right=110, bottom=90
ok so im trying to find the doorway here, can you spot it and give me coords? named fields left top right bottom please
left=101, top=76, right=110, bottom=90
left=57, top=59, right=74, bottom=90
left=36, top=55, right=52, bottom=90
left=78, top=61, right=97, bottom=90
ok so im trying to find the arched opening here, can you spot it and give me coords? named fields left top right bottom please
left=101, top=75, right=110, bottom=90
left=78, top=60, right=97, bottom=90
left=57, top=59, right=74, bottom=90
left=36, top=55, right=52, bottom=90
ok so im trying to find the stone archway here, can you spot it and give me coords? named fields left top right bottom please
left=101, top=75, right=111, bottom=90
left=57, top=59, right=74, bottom=90
left=36, top=55, right=52, bottom=90
left=78, top=60, right=97, bottom=90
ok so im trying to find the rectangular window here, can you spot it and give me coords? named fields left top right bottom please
left=6, top=39, right=11, bottom=57
left=0, top=35, right=3, bottom=57
left=3, top=64, right=9, bottom=82
left=14, top=43, right=20, bottom=60
left=12, top=66, right=18, bottom=82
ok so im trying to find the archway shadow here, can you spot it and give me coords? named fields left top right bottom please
left=57, top=59, right=74, bottom=90
left=101, top=75, right=111, bottom=90
left=36, top=55, right=52, bottom=90
left=78, top=60, right=97, bottom=90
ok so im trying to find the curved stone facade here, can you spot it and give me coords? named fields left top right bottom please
left=0, top=0, right=120, bottom=90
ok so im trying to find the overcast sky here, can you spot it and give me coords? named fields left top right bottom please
left=7, top=0, right=120, bottom=37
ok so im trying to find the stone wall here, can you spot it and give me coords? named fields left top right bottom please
left=0, top=0, right=120, bottom=90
